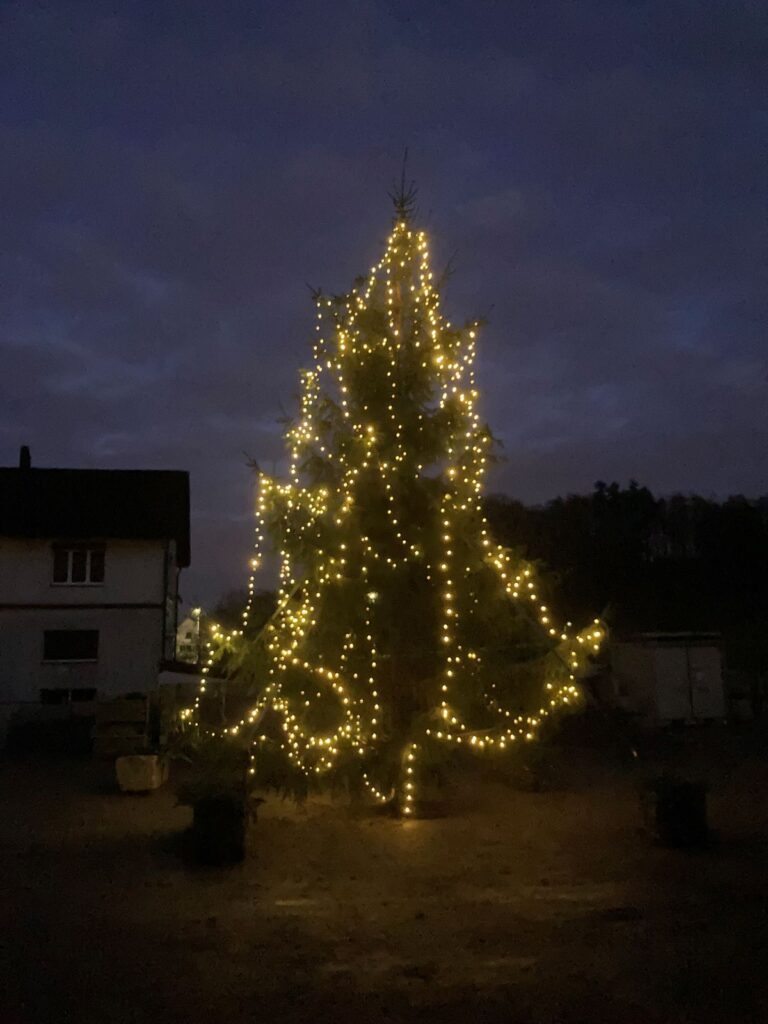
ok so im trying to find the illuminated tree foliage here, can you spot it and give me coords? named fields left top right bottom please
left=192, top=205, right=605, bottom=814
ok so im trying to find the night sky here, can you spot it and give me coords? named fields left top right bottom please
left=2, top=1, right=766, bottom=604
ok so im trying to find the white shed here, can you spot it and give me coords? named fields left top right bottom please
left=610, top=633, right=725, bottom=725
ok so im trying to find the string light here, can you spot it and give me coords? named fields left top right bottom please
left=187, top=214, right=607, bottom=815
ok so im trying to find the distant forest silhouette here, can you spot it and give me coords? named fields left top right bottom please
left=485, top=481, right=768, bottom=674
left=211, top=482, right=768, bottom=678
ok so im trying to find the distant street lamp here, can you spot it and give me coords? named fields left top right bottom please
left=191, top=607, right=203, bottom=664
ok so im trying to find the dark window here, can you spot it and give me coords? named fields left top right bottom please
left=70, top=688, right=97, bottom=702
left=71, top=549, right=87, bottom=583
left=51, top=546, right=105, bottom=585
left=40, top=687, right=97, bottom=704
left=40, top=688, right=69, bottom=705
left=52, top=548, right=69, bottom=583
left=43, top=630, right=99, bottom=662
left=89, top=548, right=105, bottom=582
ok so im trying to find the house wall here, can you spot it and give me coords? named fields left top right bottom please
left=175, top=615, right=199, bottom=663
left=0, top=538, right=165, bottom=605
left=0, top=537, right=174, bottom=707
left=0, top=606, right=163, bottom=702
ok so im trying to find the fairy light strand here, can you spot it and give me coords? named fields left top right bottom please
left=187, top=215, right=607, bottom=814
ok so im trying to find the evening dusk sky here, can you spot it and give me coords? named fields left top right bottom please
left=2, top=1, right=765, bottom=603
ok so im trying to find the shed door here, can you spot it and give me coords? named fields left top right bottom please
left=653, top=647, right=692, bottom=722
left=688, top=646, right=725, bottom=719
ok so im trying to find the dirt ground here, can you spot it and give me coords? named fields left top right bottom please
left=3, top=730, right=768, bottom=1024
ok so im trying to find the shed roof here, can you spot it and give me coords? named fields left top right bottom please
left=0, top=464, right=190, bottom=566
left=620, top=632, right=721, bottom=646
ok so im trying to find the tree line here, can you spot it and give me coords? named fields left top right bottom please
left=210, top=481, right=768, bottom=676
left=485, top=481, right=768, bottom=674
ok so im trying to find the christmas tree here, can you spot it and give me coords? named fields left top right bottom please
left=192, top=196, right=605, bottom=815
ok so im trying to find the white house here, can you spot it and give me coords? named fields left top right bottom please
left=176, top=610, right=202, bottom=664
left=0, top=447, right=190, bottom=733
left=610, top=632, right=726, bottom=725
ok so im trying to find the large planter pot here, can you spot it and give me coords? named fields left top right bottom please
left=645, top=778, right=709, bottom=848
left=190, top=793, right=247, bottom=865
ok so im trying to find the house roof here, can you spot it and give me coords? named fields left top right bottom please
left=0, top=463, right=191, bottom=566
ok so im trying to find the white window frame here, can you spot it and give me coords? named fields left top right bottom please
left=51, top=546, right=105, bottom=586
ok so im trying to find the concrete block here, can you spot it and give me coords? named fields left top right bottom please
left=115, top=754, right=168, bottom=792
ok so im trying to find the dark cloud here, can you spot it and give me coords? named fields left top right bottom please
left=1, top=0, right=766, bottom=602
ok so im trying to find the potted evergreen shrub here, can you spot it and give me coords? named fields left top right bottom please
left=643, top=773, right=709, bottom=848
left=175, top=733, right=255, bottom=865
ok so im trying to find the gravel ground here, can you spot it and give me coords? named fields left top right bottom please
left=2, top=734, right=768, bottom=1023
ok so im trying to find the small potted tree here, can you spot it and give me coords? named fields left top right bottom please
left=175, top=731, right=255, bottom=865
left=170, top=596, right=278, bottom=864
left=645, top=772, right=709, bottom=849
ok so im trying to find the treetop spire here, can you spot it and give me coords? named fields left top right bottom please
left=388, top=147, right=418, bottom=222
